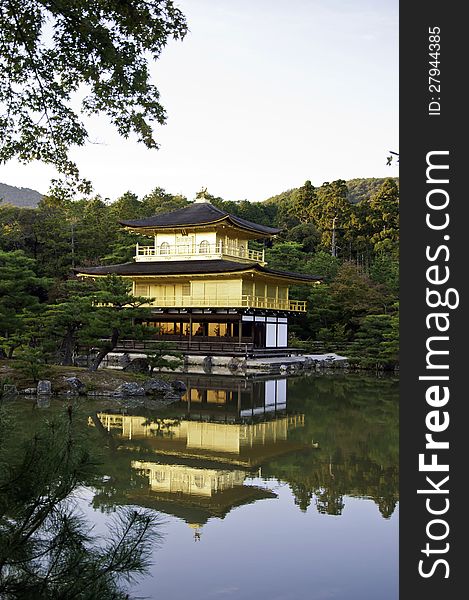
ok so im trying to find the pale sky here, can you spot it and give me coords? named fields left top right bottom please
left=0, top=0, right=399, bottom=202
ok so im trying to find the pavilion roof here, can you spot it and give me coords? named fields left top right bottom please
left=75, top=259, right=322, bottom=283
left=119, top=202, right=281, bottom=237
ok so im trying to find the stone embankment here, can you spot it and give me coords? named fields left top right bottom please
left=2, top=376, right=187, bottom=402
left=102, top=351, right=349, bottom=376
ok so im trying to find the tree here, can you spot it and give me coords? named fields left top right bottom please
left=303, top=251, right=339, bottom=281
left=147, top=342, right=183, bottom=374
left=367, top=178, right=399, bottom=255
left=33, top=196, right=74, bottom=277
left=41, top=278, right=98, bottom=365
left=264, top=242, right=306, bottom=273
left=81, top=275, right=151, bottom=371
left=329, top=262, right=390, bottom=325
left=39, top=275, right=151, bottom=369
left=141, top=187, right=188, bottom=216
left=0, top=1, right=187, bottom=193
left=0, top=250, right=49, bottom=357
left=289, top=180, right=317, bottom=224
left=0, top=406, right=160, bottom=598
left=11, top=347, right=50, bottom=383
left=287, top=223, right=320, bottom=253
left=311, top=180, right=351, bottom=253
left=369, top=254, right=399, bottom=295
left=349, top=310, right=399, bottom=369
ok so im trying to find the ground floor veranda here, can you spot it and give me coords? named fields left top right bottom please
left=128, top=308, right=300, bottom=355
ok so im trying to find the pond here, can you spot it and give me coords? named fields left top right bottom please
left=2, top=373, right=398, bottom=600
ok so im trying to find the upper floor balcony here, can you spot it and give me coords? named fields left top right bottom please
left=135, top=241, right=265, bottom=264
left=139, top=294, right=306, bottom=312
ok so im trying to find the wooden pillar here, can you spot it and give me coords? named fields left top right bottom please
left=189, top=314, right=192, bottom=347
left=238, top=318, right=242, bottom=344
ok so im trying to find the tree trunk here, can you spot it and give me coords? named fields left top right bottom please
left=89, top=327, right=119, bottom=371
left=61, top=329, right=75, bottom=366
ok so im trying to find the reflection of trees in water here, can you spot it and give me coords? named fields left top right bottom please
left=265, top=374, right=399, bottom=518
left=315, top=487, right=345, bottom=516
left=86, top=374, right=399, bottom=519
left=274, top=458, right=398, bottom=518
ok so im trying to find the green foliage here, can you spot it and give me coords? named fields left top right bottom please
left=289, top=180, right=317, bottom=224
left=369, top=254, right=399, bottom=294
left=141, top=187, right=189, bottom=216
left=312, top=180, right=351, bottom=251
left=41, top=278, right=98, bottom=365
left=302, top=251, right=340, bottom=282
left=328, top=262, right=390, bottom=324
left=29, top=275, right=153, bottom=369
left=286, top=222, right=320, bottom=253
left=0, top=0, right=188, bottom=194
left=33, top=196, right=76, bottom=277
left=367, top=178, right=399, bottom=255
left=0, top=250, right=50, bottom=356
left=11, top=347, right=50, bottom=383
left=0, top=406, right=160, bottom=598
left=265, top=242, right=305, bottom=272
left=147, top=342, right=184, bottom=373
left=80, top=275, right=152, bottom=371
left=346, top=177, right=399, bottom=204
left=349, top=310, right=399, bottom=369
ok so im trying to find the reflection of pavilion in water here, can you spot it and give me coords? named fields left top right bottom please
left=89, top=376, right=307, bottom=532
left=181, top=375, right=288, bottom=420
left=93, top=376, right=304, bottom=467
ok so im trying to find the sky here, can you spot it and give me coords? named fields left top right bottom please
left=0, top=0, right=399, bottom=203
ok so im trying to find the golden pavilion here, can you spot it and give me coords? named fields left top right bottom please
left=76, top=193, right=321, bottom=353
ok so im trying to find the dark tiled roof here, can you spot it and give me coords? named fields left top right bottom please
left=74, top=260, right=322, bottom=282
left=119, top=202, right=281, bottom=236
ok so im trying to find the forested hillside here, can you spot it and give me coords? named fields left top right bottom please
left=0, top=177, right=399, bottom=369
left=264, top=177, right=399, bottom=207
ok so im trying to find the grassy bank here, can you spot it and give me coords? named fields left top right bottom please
left=0, top=360, right=170, bottom=394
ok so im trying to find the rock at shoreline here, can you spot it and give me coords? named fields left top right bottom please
left=114, top=382, right=145, bottom=397
left=37, top=380, right=52, bottom=395
left=202, top=356, right=212, bottom=373
left=22, top=387, right=37, bottom=395
left=144, top=379, right=172, bottom=395
left=171, top=380, right=187, bottom=394
left=2, top=384, right=18, bottom=399
left=64, top=376, right=86, bottom=395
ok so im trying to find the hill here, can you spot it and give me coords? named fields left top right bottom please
left=264, top=177, right=399, bottom=206
left=0, top=183, right=43, bottom=208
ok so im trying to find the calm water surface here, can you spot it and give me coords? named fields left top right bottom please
left=9, top=373, right=399, bottom=600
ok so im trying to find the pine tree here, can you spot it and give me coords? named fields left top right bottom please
left=0, top=406, right=160, bottom=599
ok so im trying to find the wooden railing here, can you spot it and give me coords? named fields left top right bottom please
left=141, top=295, right=307, bottom=312
left=135, top=242, right=265, bottom=263
left=116, top=338, right=255, bottom=355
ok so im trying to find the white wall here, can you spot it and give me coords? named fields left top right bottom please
left=278, top=323, right=288, bottom=347
left=266, top=323, right=277, bottom=347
